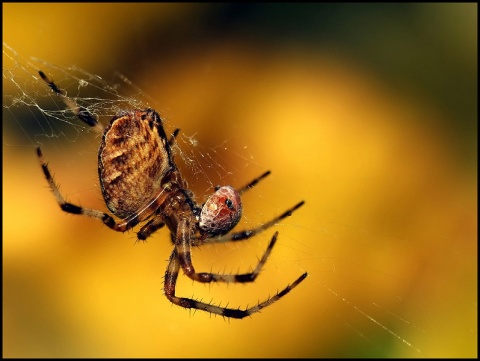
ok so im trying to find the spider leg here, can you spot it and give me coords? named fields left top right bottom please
left=137, top=215, right=165, bottom=241
left=164, top=243, right=307, bottom=319
left=237, top=171, right=271, bottom=195
left=205, top=200, right=305, bottom=244
left=38, top=70, right=104, bottom=134
left=181, top=229, right=285, bottom=283
left=37, top=146, right=169, bottom=234
left=168, top=128, right=180, bottom=146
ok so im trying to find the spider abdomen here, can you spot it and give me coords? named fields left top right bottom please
left=98, top=109, right=172, bottom=219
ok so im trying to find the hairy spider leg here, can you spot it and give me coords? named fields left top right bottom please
left=36, top=146, right=170, bottom=233
left=168, top=128, right=180, bottom=146
left=38, top=70, right=104, bottom=133
left=237, top=170, right=271, bottom=195
left=178, top=226, right=284, bottom=283
left=137, top=216, right=166, bottom=241
left=164, top=230, right=308, bottom=319
left=39, top=70, right=180, bottom=146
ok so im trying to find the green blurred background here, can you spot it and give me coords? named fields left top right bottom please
left=3, top=3, right=477, bottom=358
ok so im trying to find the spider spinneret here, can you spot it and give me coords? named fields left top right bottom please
left=36, top=70, right=307, bottom=319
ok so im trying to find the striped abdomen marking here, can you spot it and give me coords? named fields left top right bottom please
left=98, top=109, right=172, bottom=219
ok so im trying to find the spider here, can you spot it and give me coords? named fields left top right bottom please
left=36, top=70, right=307, bottom=319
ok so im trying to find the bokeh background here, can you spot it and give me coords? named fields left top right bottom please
left=3, top=3, right=477, bottom=358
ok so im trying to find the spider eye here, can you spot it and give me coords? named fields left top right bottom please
left=199, top=186, right=242, bottom=236
left=225, top=198, right=234, bottom=210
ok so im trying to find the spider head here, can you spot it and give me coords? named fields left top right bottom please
left=199, top=186, right=242, bottom=236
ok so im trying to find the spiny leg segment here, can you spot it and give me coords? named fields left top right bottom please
left=237, top=170, right=271, bottom=195
left=36, top=146, right=168, bottom=235
left=38, top=70, right=103, bottom=132
left=165, top=231, right=308, bottom=319
left=39, top=70, right=180, bottom=145
left=180, top=231, right=282, bottom=283
left=229, top=200, right=305, bottom=241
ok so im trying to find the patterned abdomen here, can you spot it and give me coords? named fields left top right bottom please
left=98, top=109, right=172, bottom=219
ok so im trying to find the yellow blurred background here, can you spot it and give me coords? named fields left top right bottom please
left=3, top=3, right=477, bottom=358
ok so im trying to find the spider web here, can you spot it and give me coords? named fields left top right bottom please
left=3, top=42, right=256, bottom=199
left=3, top=42, right=427, bottom=356
left=3, top=42, right=307, bottom=264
